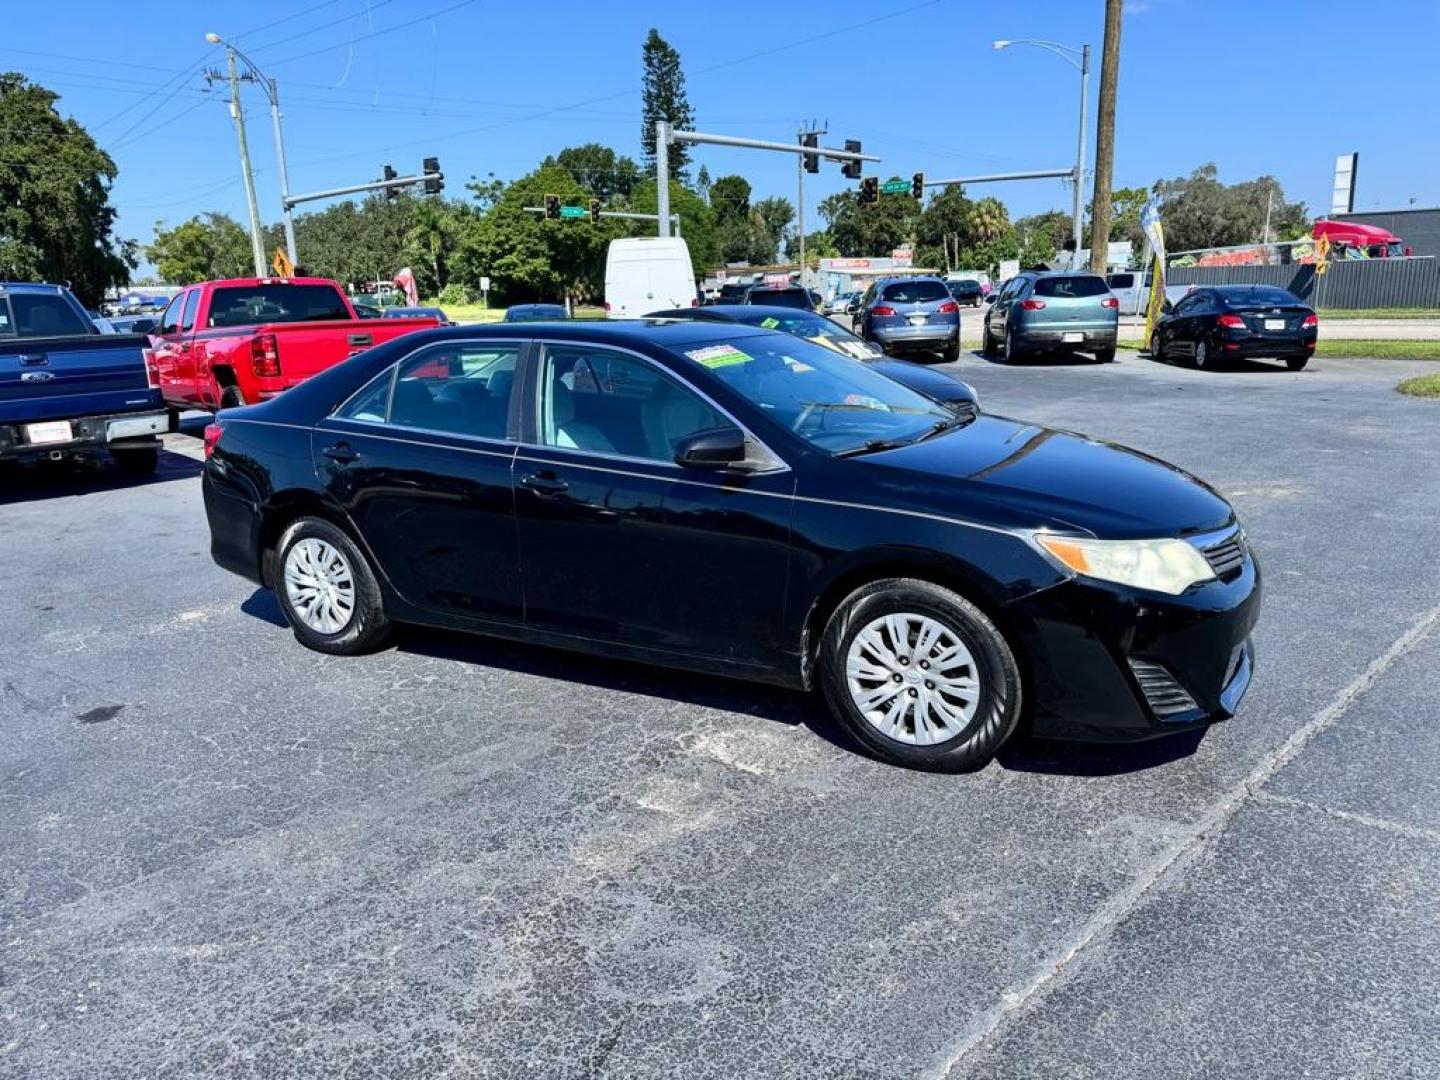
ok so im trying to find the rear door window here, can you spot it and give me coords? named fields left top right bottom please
left=1033, top=276, right=1110, bottom=298
left=880, top=280, right=949, bottom=303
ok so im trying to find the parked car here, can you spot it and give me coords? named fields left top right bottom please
left=741, top=285, right=814, bottom=311
left=855, top=276, right=961, bottom=362
left=1105, top=271, right=1193, bottom=317
left=982, top=271, right=1119, bottom=363
left=91, top=316, right=120, bottom=334
left=202, top=321, right=1258, bottom=772
left=643, top=304, right=980, bottom=410
left=385, top=305, right=454, bottom=326
left=503, top=304, right=569, bottom=323
left=1149, top=285, right=1317, bottom=371
left=604, top=237, right=697, bottom=318
left=713, top=282, right=751, bottom=305
left=1, top=282, right=167, bottom=474
left=352, top=303, right=383, bottom=319
left=945, top=279, right=984, bottom=308
left=947, top=270, right=992, bottom=296
left=824, top=291, right=859, bottom=316
left=109, top=315, right=158, bottom=335
left=150, top=277, right=441, bottom=421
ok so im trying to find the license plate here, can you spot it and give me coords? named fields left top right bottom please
left=25, top=420, right=73, bottom=445
left=1062, top=331, right=1085, bottom=343
left=907, top=314, right=928, bottom=326
left=1264, top=318, right=1286, bottom=330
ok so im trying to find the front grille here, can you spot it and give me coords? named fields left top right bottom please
left=1128, top=658, right=1200, bottom=719
left=1200, top=532, right=1246, bottom=580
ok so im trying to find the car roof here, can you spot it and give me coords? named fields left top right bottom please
left=422, top=319, right=772, bottom=349
left=874, top=275, right=946, bottom=285
left=0, top=282, right=70, bottom=295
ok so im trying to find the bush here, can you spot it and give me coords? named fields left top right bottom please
left=438, top=282, right=471, bottom=306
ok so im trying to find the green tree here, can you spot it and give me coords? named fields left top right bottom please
left=640, top=29, right=694, bottom=181
left=915, top=185, right=972, bottom=272
left=544, top=143, right=641, bottom=198
left=0, top=73, right=134, bottom=304
left=147, top=213, right=252, bottom=284
left=1148, top=164, right=1307, bottom=253
left=405, top=199, right=458, bottom=291
left=819, top=182, right=921, bottom=258
left=752, top=197, right=795, bottom=263
left=1014, top=209, right=1071, bottom=268
left=626, top=177, right=719, bottom=276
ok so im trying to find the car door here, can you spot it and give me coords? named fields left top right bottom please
left=512, top=340, right=795, bottom=666
left=173, top=288, right=202, bottom=401
left=1166, top=293, right=1203, bottom=359
left=151, top=293, right=186, bottom=403
left=313, top=339, right=526, bottom=622
left=992, top=277, right=1025, bottom=338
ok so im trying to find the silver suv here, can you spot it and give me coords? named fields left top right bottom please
left=855, top=276, right=961, bottom=363
left=982, top=271, right=1119, bottom=363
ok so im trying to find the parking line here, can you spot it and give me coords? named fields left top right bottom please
left=925, top=601, right=1440, bottom=1080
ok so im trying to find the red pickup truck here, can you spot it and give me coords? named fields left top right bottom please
left=150, top=277, right=440, bottom=416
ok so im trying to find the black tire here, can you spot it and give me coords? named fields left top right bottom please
left=1094, top=346, right=1116, bottom=363
left=942, top=338, right=960, bottom=364
left=113, top=446, right=158, bottom=476
left=166, top=406, right=182, bottom=433
left=220, top=384, right=246, bottom=409
left=1149, top=329, right=1164, bottom=359
left=1193, top=338, right=1211, bottom=369
left=1004, top=327, right=1023, bottom=364
left=1286, top=356, right=1308, bottom=371
left=272, top=516, right=392, bottom=656
left=981, top=323, right=995, bottom=357
left=818, top=578, right=1024, bottom=772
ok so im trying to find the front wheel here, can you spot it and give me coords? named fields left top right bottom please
left=273, top=517, right=391, bottom=655
left=1150, top=329, right=1164, bottom=359
left=818, top=578, right=1024, bottom=772
left=1003, top=328, right=1023, bottom=364
left=981, top=323, right=995, bottom=357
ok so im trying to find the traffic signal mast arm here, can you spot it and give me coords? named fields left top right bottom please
left=284, top=161, right=444, bottom=210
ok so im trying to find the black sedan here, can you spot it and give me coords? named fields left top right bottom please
left=384, top=305, right=454, bottom=326
left=504, top=303, right=569, bottom=322
left=945, top=278, right=985, bottom=308
left=644, top=304, right=980, bottom=411
left=1150, top=285, right=1318, bottom=370
left=202, top=322, right=1260, bottom=772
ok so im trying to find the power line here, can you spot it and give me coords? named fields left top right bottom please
left=262, top=0, right=480, bottom=68
left=243, top=0, right=402, bottom=56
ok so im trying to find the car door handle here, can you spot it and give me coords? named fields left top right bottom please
left=520, top=472, right=569, bottom=496
left=347, top=333, right=373, bottom=347
left=322, top=442, right=360, bottom=464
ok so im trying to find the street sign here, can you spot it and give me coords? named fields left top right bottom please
left=881, top=179, right=909, bottom=195
left=480, top=276, right=491, bottom=292
left=559, top=205, right=587, bottom=219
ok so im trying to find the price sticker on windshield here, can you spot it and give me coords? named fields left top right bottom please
left=686, top=344, right=753, bottom=369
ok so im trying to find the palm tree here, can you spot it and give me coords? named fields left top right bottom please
left=406, top=201, right=455, bottom=292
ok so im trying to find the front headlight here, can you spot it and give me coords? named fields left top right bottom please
left=1034, top=534, right=1216, bottom=596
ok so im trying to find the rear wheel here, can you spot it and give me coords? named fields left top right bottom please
left=1094, top=346, right=1116, bottom=363
left=273, top=517, right=391, bottom=655
left=113, top=446, right=158, bottom=477
left=942, top=338, right=961, bottom=364
left=219, top=384, right=246, bottom=409
left=1004, top=327, right=1023, bottom=364
left=1286, top=356, right=1309, bottom=371
left=1194, top=338, right=1211, bottom=369
left=818, top=578, right=1023, bottom=772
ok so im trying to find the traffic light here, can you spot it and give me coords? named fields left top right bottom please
left=544, top=194, right=561, bottom=220
left=422, top=156, right=443, bottom=195
left=382, top=163, right=397, bottom=203
left=589, top=197, right=602, bottom=224
left=911, top=172, right=925, bottom=200
left=860, top=176, right=878, bottom=204
left=801, top=131, right=819, bottom=174
left=841, top=139, right=862, bottom=180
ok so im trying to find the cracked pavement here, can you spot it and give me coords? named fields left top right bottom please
left=2, top=352, right=1438, bottom=1078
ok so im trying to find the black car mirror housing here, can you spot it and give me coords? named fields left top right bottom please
left=674, top=425, right=748, bottom=469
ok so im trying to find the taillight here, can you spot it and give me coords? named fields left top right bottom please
left=1217, top=314, right=1246, bottom=328
left=142, top=347, right=160, bottom=389
left=871, top=305, right=897, bottom=316
left=1100, top=296, right=1119, bottom=309
left=250, top=333, right=280, bottom=376
left=1020, top=299, right=1046, bottom=310
left=690, top=297, right=699, bottom=307
left=937, top=300, right=959, bottom=314
left=603, top=301, right=612, bottom=313
left=203, top=423, right=223, bottom=458
left=1302, top=313, right=1318, bottom=328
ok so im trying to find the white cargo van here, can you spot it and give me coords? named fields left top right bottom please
left=604, top=237, right=697, bottom=318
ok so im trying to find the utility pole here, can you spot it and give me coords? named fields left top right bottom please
left=268, top=78, right=297, bottom=264
left=1088, top=0, right=1124, bottom=274
left=1072, top=45, right=1090, bottom=263
left=217, top=47, right=266, bottom=277
left=656, top=121, right=672, bottom=238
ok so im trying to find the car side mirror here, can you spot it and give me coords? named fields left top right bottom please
left=674, top=425, right=747, bottom=469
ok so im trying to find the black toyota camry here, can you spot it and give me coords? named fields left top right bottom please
left=202, top=320, right=1260, bottom=772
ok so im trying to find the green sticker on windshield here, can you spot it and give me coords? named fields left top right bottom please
left=760, top=316, right=780, bottom=329
left=686, top=344, right=753, bottom=369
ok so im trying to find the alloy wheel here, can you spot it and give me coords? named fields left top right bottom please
left=283, top=537, right=356, bottom=634
left=845, top=613, right=982, bottom=746
left=1195, top=339, right=1209, bottom=368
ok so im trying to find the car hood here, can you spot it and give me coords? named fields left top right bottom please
left=859, top=414, right=1233, bottom=538
left=866, top=358, right=973, bottom=403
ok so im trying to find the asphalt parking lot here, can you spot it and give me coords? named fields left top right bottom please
left=4, top=349, right=1438, bottom=1079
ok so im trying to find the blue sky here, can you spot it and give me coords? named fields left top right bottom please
left=6, top=0, right=1437, bottom=257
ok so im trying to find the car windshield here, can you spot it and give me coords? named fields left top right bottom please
left=674, top=333, right=951, bottom=455
left=880, top=280, right=949, bottom=303
left=727, top=310, right=880, bottom=360
left=1033, top=275, right=1109, bottom=298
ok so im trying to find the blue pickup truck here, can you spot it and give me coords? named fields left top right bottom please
left=1, top=282, right=168, bottom=475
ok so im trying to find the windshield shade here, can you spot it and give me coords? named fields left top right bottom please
left=673, top=333, right=950, bottom=454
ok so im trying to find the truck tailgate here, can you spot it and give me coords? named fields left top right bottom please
left=0, top=333, right=158, bottom=424
left=268, top=317, right=439, bottom=378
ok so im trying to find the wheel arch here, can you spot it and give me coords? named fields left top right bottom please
left=255, top=490, right=359, bottom=588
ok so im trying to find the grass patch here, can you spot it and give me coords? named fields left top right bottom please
left=1118, top=339, right=1440, bottom=360
left=1318, top=308, right=1440, bottom=320
left=1398, top=372, right=1440, bottom=398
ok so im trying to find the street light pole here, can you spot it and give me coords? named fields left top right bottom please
left=993, top=38, right=1091, bottom=265
left=268, top=78, right=297, bottom=264
left=219, top=46, right=266, bottom=277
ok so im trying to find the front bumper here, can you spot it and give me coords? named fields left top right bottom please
left=0, top=411, right=167, bottom=464
left=1005, top=541, right=1261, bottom=742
